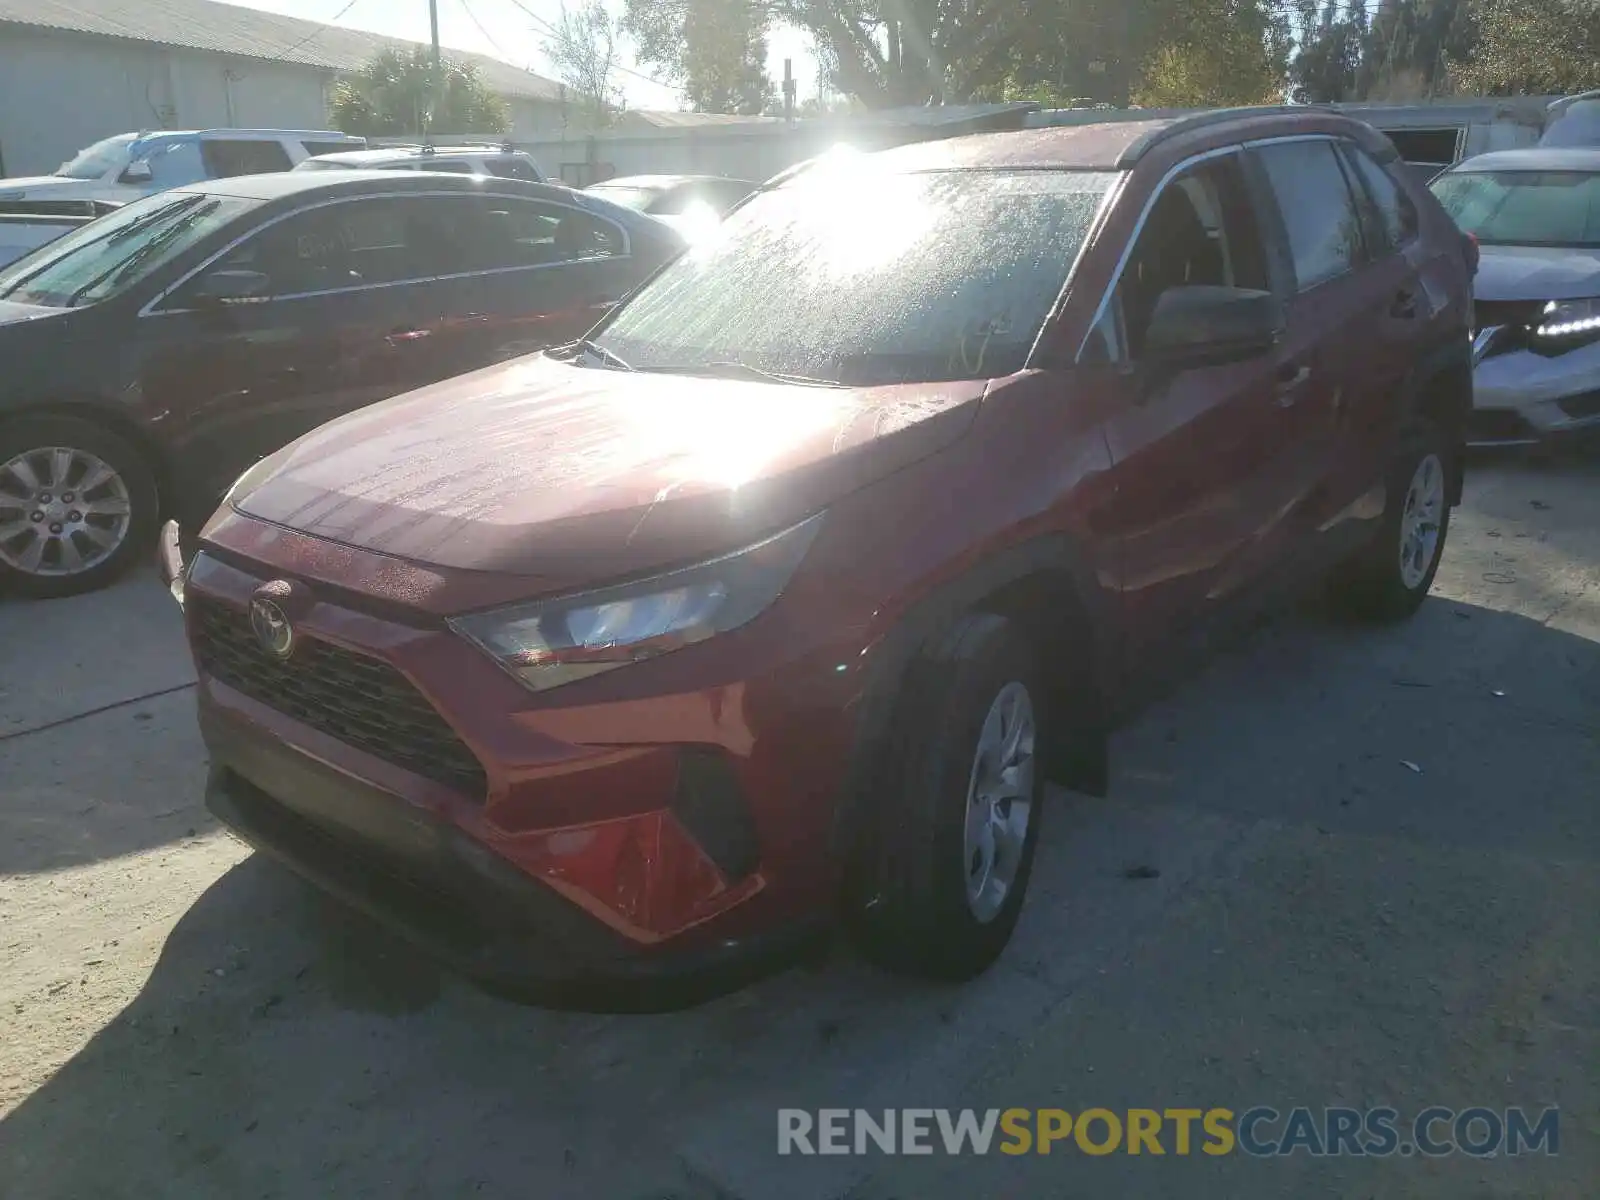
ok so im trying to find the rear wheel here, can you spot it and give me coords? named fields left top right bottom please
left=855, top=613, right=1045, bottom=981
left=1328, top=418, right=1452, bottom=622
left=0, top=415, right=160, bottom=599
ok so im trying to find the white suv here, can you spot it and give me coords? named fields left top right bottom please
left=294, top=144, right=545, bottom=182
left=0, top=129, right=366, bottom=206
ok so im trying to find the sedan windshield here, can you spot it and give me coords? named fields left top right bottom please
left=1430, top=170, right=1600, bottom=248
left=595, top=166, right=1119, bottom=385
left=0, top=191, right=256, bottom=308
left=54, top=134, right=138, bottom=180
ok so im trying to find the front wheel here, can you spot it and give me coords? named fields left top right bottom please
left=855, top=613, right=1046, bottom=981
left=0, top=415, right=161, bottom=599
left=1328, top=418, right=1453, bottom=622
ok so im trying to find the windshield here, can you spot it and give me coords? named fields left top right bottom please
left=55, top=134, right=139, bottom=180
left=0, top=190, right=255, bottom=308
left=1430, top=170, right=1600, bottom=248
left=596, top=166, right=1118, bottom=385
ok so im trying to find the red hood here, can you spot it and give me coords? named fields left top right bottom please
left=233, top=353, right=985, bottom=591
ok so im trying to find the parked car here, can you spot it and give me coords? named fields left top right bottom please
left=0, top=199, right=123, bottom=269
left=1430, top=148, right=1600, bottom=448
left=584, top=174, right=757, bottom=243
left=0, top=129, right=366, bottom=206
left=294, top=143, right=545, bottom=182
left=584, top=174, right=758, bottom=216
left=164, top=108, right=1472, bottom=1000
left=0, top=171, right=684, bottom=597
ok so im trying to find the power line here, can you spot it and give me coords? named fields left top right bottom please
left=501, top=0, right=686, bottom=94
left=276, top=0, right=365, bottom=61
left=459, top=0, right=513, bottom=61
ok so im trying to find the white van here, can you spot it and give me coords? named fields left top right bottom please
left=0, top=128, right=366, bottom=206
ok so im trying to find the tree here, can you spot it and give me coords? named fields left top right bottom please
left=1290, top=0, right=1369, bottom=102
left=1449, top=0, right=1600, bottom=95
left=543, top=0, right=623, bottom=129
left=330, top=47, right=509, bottom=137
left=1132, top=0, right=1292, bottom=107
left=625, top=0, right=774, bottom=114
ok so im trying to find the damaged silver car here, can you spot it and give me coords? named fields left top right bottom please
left=1431, top=148, right=1600, bottom=448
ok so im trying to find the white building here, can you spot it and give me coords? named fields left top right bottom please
left=0, top=0, right=569, bottom=177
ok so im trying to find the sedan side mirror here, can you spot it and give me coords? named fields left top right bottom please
left=1144, top=285, right=1285, bottom=367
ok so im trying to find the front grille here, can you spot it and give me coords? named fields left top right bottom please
left=190, top=595, right=487, bottom=799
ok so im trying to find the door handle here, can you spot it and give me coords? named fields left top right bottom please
left=1391, top=287, right=1419, bottom=319
left=387, top=327, right=432, bottom=344
left=1275, top=363, right=1311, bottom=406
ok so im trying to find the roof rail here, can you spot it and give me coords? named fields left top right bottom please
left=1115, top=104, right=1334, bottom=166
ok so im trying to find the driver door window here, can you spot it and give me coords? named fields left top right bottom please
left=172, top=197, right=457, bottom=305
left=1086, top=153, right=1270, bottom=363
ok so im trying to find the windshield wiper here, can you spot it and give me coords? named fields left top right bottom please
left=568, top=338, right=632, bottom=370
left=66, top=201, right=216, bottom=307
left=641, top=360, right=844, bottom=387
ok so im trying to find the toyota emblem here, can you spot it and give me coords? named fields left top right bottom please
left=250, top=596, right=295, bottom=660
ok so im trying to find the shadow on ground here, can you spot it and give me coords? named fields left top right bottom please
left=3, top=593, right=1594, bottom=1199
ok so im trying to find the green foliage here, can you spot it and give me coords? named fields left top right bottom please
left=329, top=47, right=509, bottom=137
left=1449, top=0, right=1600, bottom=95
left=1133, top=0, right=1292, bottom=107
left=544, top=0, right=623, bottom=129
left=624, top=0, right=774, bottom=115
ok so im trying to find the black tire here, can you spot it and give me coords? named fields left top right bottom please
left=854, top=612, right=1046, bottom=981
left=1328, top=417, right=1454, bottom=622
left=0, top=414, right=161, bottom=599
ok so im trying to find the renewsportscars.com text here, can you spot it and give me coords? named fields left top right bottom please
left=778, top=1106, right=1560, bottom=1158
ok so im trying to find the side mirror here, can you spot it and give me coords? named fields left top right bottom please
left=1144, top=285, right=1285, bottom=367
left=120, top=160, right=154, bottom=184
left=191, top=269, right=272, bottom=307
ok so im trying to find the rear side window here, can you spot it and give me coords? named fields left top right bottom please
left=1255, top=140, right=1364, bottom=291
left=201, top=139, right=294, bottom=178
left=300, top=141, right=361, bottom=158
left=1341, top=143, right=1420, bottom=253
left=485, top=157, right=541, bottom=181
left=413, top=160, right=476, bottom=174
left=450, top=196, right=628, bottom=271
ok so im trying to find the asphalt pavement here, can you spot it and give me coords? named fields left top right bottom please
left=0, top=459, right=1595, bottom=1200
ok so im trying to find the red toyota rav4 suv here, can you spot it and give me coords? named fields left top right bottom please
left=167, top=108, right=1474, bottom=1001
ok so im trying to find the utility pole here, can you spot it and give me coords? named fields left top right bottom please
left=783, top=58, right=797, bottom=127
left=427, top=0, right=442, bottom=143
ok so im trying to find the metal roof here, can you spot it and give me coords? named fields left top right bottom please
left=0, top=0, right=565, bottom=102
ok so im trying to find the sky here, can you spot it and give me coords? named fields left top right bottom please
left=226, top=0, right=822, bottom=110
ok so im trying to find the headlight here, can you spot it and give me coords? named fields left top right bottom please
left=1534, top=297, right=1600, bottom=343
left=449, top=512, right=824, bottom=693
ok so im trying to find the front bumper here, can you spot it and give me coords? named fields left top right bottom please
left=1470, top=338, right=1600, bottom=448
left=179, top=531, right=863, bottom=1003
left=204, top=720, right=822, bottom=1009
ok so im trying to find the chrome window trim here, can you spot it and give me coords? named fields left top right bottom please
left=138, top=190, right=633, bottom=317
left=1075, top=134, right=1358, bottom=362
left=1074, top=144, right=1241, bottom=363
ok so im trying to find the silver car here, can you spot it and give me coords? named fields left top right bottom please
left=1430, top=148, right=1600, bottom=448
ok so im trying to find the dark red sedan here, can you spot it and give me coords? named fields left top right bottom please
left=0, top=171, right=684, bottom=596
left=169, top=109, right=1474, bottom=1004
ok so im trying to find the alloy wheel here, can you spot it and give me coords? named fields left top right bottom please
left=961, top=681, right=1036, bottom=924
left=0, top=445, right=133, bottom=577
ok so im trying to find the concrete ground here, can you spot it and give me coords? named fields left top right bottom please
left=0, top=460, right=1595, bottom=1200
